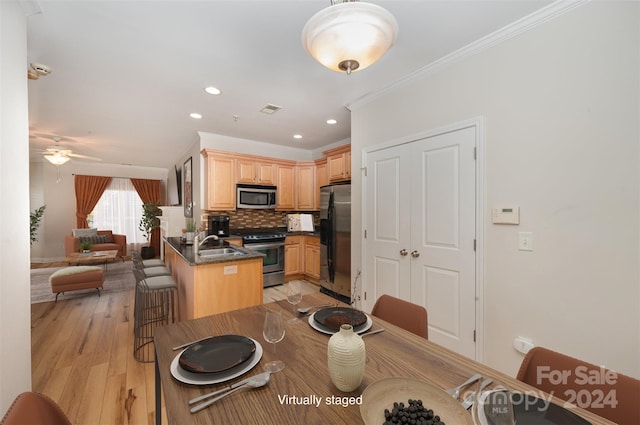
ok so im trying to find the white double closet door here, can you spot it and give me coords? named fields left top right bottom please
left=364, top=125, right=477, bottom=358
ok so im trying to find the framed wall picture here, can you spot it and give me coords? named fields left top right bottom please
left=183, top=157, right=193, bottom=218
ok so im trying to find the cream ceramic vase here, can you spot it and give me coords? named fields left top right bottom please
left=327, top=324, right=366, bottom=392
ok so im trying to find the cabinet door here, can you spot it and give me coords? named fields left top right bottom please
left=256, top=162, right=276, bottom=185
left=285, top=238, right=301, bottom=275
left=327, top=154, right=346, bottom=181
left=277, top=165, right=295, bottom=210
left=316, top=160, right=328, bottom=209
left=304, top=238, right=320, bottom=279
left=237, top=159, right=257, bottom=184
left=206, top=155, right=236, bottom=210
left=296, top=164, right=316, bottom=210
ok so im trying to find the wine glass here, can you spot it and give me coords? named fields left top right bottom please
left=262, top=309, right=285, bottom=372
left=286, top=281, right=302, bottom=322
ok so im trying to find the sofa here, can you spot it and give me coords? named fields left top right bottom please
left=65, top=229, right=127, bottom=257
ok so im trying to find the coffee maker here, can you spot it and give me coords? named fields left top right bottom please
left=208, top=215, right=230, bottom=237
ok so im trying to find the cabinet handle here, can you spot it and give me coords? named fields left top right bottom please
left=411, top=250, right=420, bottom=258
left=400, top=249, right=408, bottom=256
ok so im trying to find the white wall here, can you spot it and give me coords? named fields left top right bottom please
left=351, top=1, right=639, bottom=378
left=29, top=161, right=168, bottom=261
left=1, top=0, right=33, bottom=413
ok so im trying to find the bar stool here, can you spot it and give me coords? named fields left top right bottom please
left=132, top=250, right=165, bottom=268
left=132, top=266, right=177, bottom=362
left=132, top=253, right=172, bottom=278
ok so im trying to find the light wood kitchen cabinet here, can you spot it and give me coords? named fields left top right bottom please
left=315, top=158, right=328, bottom=209
left=296, top=162, right=316, bottom=210
left=202, top=150, right=236, bottom=210
left=324, top=144, right=351, bottom=182
left=277, top=164, right=295, bottom=210
left=304, top=236, right=320, bottom=279
left=164, top=241, right=263, bottom=320
left=237, top=158, right=277, bottom=185
left=285, top=236, right=302, bottom=276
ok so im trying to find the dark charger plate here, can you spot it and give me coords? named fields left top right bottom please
left=313, top=307, right=367, bottom=331
left=178, top=335, right=256, bottom=374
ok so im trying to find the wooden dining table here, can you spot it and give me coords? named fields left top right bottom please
left=154, top=291, right=614, bottom=425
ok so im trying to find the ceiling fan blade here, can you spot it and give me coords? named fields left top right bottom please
left=66, top=152, right=102, bottom=161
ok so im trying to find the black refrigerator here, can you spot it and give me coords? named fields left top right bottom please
left=319, top=182, right=351, bottom=304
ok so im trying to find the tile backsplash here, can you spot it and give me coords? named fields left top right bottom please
left=200, top=210, right=319, bottom=230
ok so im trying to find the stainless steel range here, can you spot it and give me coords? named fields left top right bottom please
left=233, top=229, right=286, bottom=288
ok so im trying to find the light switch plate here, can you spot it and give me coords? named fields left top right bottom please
left=518, top=232, right=533, bottom=251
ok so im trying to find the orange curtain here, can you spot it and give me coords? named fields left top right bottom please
left=75, top=175, right=112, bottom=228
left=131, top=178, right=162, bottom=255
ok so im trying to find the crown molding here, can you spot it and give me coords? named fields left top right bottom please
left=348, top=0, right=589, bottom=111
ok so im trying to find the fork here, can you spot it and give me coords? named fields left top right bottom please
left=446, top=373, right=482, bottom=399
left=461, top=377, right=493, bottom=409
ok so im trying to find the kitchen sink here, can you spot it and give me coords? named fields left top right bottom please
left=198, top=247, right=245, bottom=258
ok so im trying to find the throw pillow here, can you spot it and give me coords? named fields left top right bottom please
left=79, top=235, right=109, bottom=245
left=73, top=228, right=98, bottom=238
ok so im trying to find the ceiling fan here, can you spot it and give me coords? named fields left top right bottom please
left=32, top=134, right=101, bottom=165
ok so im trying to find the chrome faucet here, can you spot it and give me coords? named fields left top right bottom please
left=198, top=234, right=219, bottom=246
left=193, top=233, right=219, bottom=256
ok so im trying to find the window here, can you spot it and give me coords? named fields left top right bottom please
left=90, top=178, right=146, bottom=251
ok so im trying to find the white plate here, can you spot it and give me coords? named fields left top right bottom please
left=170, top=338, right=263, bottom=385
left=308, top=311, right=372, bottom=335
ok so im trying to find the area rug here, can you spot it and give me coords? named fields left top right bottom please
left=30, top=260, right=135, bottom=304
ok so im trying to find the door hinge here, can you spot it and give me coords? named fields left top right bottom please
left=362, top=166, right=367, bottom=177
left=473, top=330, right=476, bottom=342
left=473, top=239, right=476, bottom=251
left=364, top=229, right=367, bottom=239
left=364, top=291, right=367, bottom=301
left=473, top=147, right=477, bottom=160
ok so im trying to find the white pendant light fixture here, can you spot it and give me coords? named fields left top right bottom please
left=44, top=153, right=70, bottom=165
left=302, top=0, right=398, bottom=75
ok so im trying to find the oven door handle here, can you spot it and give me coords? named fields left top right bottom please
left=244, top=242, right=285, bottom=250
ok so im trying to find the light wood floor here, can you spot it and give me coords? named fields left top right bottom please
left=30, top=262, right=318, bottom=424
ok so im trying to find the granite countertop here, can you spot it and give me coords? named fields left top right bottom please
left=164, top=237, right=264, bottom=266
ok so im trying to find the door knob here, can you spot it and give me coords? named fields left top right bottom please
left=400, top=249, right=408, bottom=256
left=411, top=250, right=420, bottom=258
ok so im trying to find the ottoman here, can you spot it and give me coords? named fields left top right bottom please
left=49, top=266, right=105, bottom=302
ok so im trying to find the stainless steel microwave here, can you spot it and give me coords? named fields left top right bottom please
left=237, top=184, right=277, bottom=209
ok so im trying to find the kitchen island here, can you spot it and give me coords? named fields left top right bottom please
left=163, top=237, right=264, bottom=320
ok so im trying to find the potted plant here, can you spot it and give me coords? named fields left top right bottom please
left=139, top=201, right=161, bottom=259
left=79, top=241, right=92, bottom=254
left=184, top=218, right=197, bottom=244
left=30, top=205, right=46, bottom=246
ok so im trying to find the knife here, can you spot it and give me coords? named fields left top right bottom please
left=188, top=372, right=271, bottom=405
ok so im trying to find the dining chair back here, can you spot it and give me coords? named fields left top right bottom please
left=1, top=392, right=71, bottom=425
left=371, top=294, right=428, bottom=339
left=516, top=346, right=640, bottom=424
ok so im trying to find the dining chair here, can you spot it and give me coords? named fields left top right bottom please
left=371, top=294, right=428, bottom=339
left=516, top=346, right=640, bottom=424
left=0, top=392, right=71, bottom=425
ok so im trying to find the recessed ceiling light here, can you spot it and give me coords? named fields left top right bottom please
left=326, top=119, right=337, bottom=125
left=293, top=134, right=302, bottom=139
left=190, top=113, right=202, bottom=119
left=205, top=86, right=221, bottom=95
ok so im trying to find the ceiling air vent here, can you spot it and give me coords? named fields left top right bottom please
left=259, top=104, right=282, bottom=115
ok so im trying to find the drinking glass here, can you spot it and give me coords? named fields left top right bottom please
left=286, top=281, right=302, bottom=322
left=262, top=309, right=285, bottom=372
